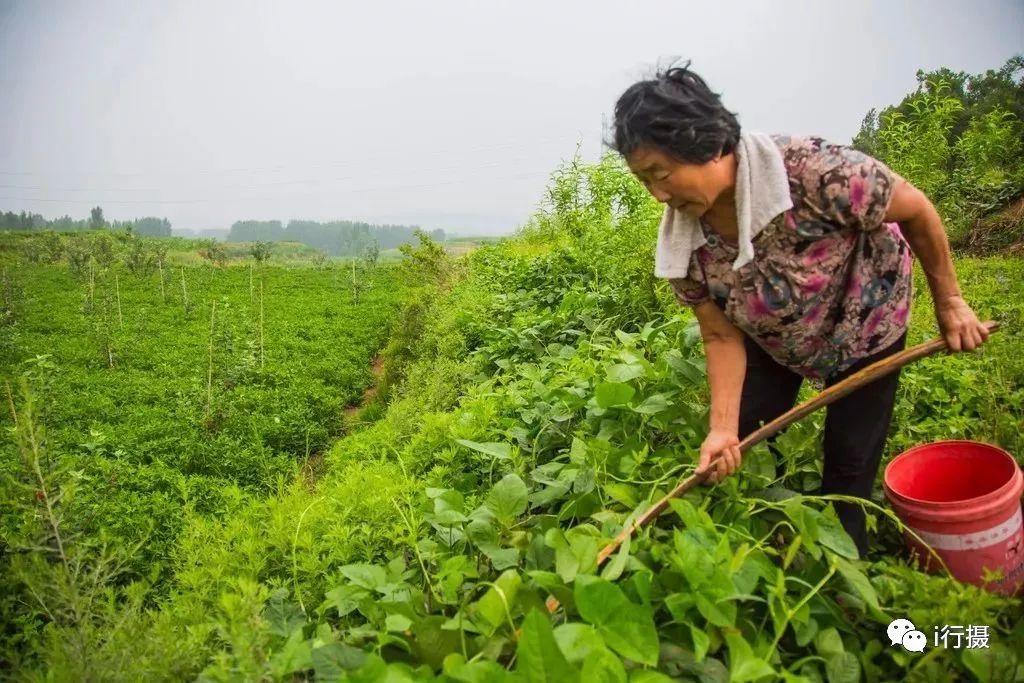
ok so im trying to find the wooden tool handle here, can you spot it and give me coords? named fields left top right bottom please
left=547, top=320, right=1001, bottom=610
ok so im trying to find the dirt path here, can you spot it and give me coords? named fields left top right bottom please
left=343, top=355, right=385, bottom=419
left=302, top=355, right=385, bottom=492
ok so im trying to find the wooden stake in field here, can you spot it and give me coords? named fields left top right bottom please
left=88, top=257, right=95, bottom=309
left=103, top=297, right=115, bottom=368
left=206, top=300, right=217, bottom=419
left=351, top=258, right=357, bottom=304
left=249, top=261, right=254, bottom=304
left=115, top=272, right=123, bottom=328
left=180, top=267, right=189, bottom=314
left=259, top=277, right=265, bottom=370
left=158, top=260, right=166, bottom=303
left=1, top=267, right=12, bottom=324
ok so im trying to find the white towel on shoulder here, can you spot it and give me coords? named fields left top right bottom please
left=653, top=130, right=793, bottom=279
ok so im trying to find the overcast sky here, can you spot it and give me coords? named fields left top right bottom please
left=1, top=1, right=1021, bottom=236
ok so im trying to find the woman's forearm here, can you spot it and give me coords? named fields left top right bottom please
left=886, top=175, right=988, bottom=351
left=704, top=335, right=746, bottom=434
left=897, top=201, right=963, bottom=306
left=886, top=178, right=962, bottom=305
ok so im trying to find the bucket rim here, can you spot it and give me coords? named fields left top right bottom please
left=883, top=439, right=1022, bottom=510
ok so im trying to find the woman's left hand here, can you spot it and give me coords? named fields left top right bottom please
left=935, top=295, right=989, bottom=352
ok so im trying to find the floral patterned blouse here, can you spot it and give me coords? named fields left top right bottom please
left=669, top=135, right=913, bottom=380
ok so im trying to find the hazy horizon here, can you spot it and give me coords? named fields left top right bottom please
left=2, top=1, right=1022, bottom=237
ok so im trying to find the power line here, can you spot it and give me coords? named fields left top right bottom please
left=0, top=169, right=553, bottom=206
left=0, top=132, right=588, bottom=179
left=0, top=154, right=556, bottom=194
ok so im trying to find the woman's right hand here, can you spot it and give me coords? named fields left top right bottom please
left=696, top=429, right=742, bottom=485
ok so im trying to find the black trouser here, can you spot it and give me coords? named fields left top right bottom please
left=738, top=332, right=907, bottom=556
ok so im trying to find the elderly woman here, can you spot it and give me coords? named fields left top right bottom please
left=610, top=65, right=989, bottom=554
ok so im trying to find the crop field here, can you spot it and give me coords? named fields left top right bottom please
left=1, top=159, right=1022, bottom=681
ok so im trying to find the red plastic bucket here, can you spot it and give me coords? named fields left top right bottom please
left=883, top=440, right=1024, bottom=596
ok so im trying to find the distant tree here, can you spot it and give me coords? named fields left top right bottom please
left=133, top=217, right=172, bottom=237
left=854, top=55, right=1024, bottom=244
left=250, top=241, right=272, bottom=265
left=152, top=242, right=169, bottom=269
left=363, top=240, right=380, bottom=268
left=65, top=238, right=91, bottom=277
left=90, top=206, right=107, bottom=230
left=227, top=220, right=285, bottom=242
left=90, top=232, right=116, bottom=268
left=124, top=236, right=158, bottom=276
left=200, top=242, right=228, bottom=267
left=398, top=228, right=450, bottom=286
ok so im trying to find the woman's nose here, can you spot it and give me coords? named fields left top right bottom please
left=650, top=185, right=672, bottom=203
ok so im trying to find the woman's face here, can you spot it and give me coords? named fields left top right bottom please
left=626, top=145, right=734, bottom=218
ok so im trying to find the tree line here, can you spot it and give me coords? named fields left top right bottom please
left=0, top=206, right=172, bottom=236
left=227, top=219, right=444, bottom=257
left=1, top=206, right=443, bottom=257
left=853, top=54, right=1023, bottom=245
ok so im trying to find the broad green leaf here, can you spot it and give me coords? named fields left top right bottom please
left=695, top=592, right=736, bottom=628
left=431, top=508, right=469, bottom=525
left=656, top=642, right=729, bottom=682
left=445, top=658, right=515, bottom=683
left=731, top=547, right=770, bottom=595
left=432, top=488, right=466, bottom=513
left=793, top=616, right=819, bottom=647
left=574, top=575, right=659, bottom=665
left=631, top=393, right=670, bottom=415
left=515, top=609, right=578, bottom=682
left=629, top=672, right=676, bottom=683
left=825, top=651, right=861, bottom=683
left=573, top=467, right=597, bottom=494
left=689, top=623, right=710, bottom=662
left=606, top=363, right=646, bottom=383
left=323, top=584, right=368, bottom=617
left=455, top=439, right=512, bottom=460
left=724, top=632, right=775, bottom=683
left=595, top=382, right=635, bottom=408
left=668, top=499, right=715, bottom=531
left=467, top=519, right=519, bottom=570
left=961, top=643, right=1022, bottom=683
left=665, top=351, right=705, bottom=383
left=600, top=534, right=630, bottom=582
left=385, top=614, right=413, bottom=632
left=783, top=500, right=821, bottom=558
left=553, top=623, right=604, bottom=664
left=817, top=507, right=859, bottom=559
left=545, top=527, right=600, bottom=583
left=475, top=569, right=521, bottom=634
left=743, top=444, right=777, bottom=481
left=269, top=630, right=313, bottom=678
left=834, top=557, right=884, bottom=619
left=614, top=330, right=638, bottom=346
left=814, top=627, right=844, bottom=657
left=312, top=642, right=367, bottom=679
left=263, top=588, right=306, bottom=638
left=529, top=571, right=574, bottom=611
left=603, top=483, right=639, bottom=509
left=670, top=528, right=717, bottom=588
left=339, top=564, right=388, bottom=591
left=408, top=615, right=461, bottom=672
left=569, top=437, right=589, bottom=464
left=581, top=646, right=627, bottom=683
left=486, top=473, right=529, bottom=521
